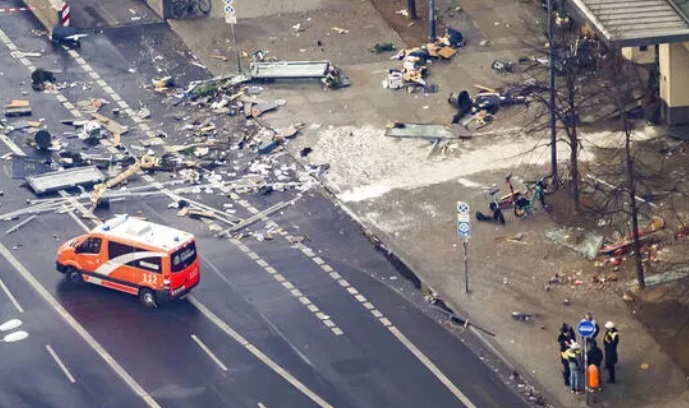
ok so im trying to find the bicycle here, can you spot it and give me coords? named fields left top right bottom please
left=476, top=188, right=506, bottom=224
left=170, top=0, right=212, bottom=19
left=514, top=178, right=548, bottom=217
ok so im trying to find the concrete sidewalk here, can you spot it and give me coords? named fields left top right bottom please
left=26, top=0, right=689, bottom=406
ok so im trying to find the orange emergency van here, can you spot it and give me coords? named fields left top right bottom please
left=56, top=215, right=200, bottom=307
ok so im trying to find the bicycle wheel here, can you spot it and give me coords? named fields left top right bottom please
left=514, top=205, right=527, bottom=218
left=197, top=0, right=212, bottom=15
left=171, top=0, right=189, bottom=19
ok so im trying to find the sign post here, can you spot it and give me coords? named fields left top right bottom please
left=456, top=201, right=471, bottom=293
left=577, top=319, right=596, bottom=406
left=224, top=0, right=242, bottom=73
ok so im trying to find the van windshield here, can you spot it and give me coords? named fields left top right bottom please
left=171, top=241, right=197, bottom=272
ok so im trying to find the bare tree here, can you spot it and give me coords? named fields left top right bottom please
left=589, top=49, right=660, bottom=288
left=518, top=21, right=603, bottom=213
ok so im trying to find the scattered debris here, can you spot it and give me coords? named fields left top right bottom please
left=385, top=123, right=454, bottom=139
left=511, top=311, right=534, bottom=321
left=600, top=216, right=665, bottom=255
left=546, top=228, right=604, bottom=260
left=385, top=26, right=464, bottom=93
left=370, top=43, right=396, bottom=54
left=494, top=233, right=527, bottom=245
left=4, top=100, right=32, bottom=117
left=299, top=147, right=313, bottom=157
left=25, top=165, right=106, bottom=195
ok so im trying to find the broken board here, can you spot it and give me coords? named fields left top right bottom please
left=250, top=61, right=330, bottom=79
left=26, top=165, right=105, bottom=194
left=385, top=123, right=455, bottom=139
left=91, top=113, right=129, bottom=136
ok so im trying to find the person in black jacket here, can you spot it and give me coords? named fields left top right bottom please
left=587, top=340, right=604, bottom=369
left=603, top=321, right=620, bottom=383
left=557, top=323, right=576, bottom=386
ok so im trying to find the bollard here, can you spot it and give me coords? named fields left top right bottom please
left=587, top=364, right=599, bottom=390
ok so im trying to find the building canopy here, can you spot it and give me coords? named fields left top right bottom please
left=568, top=0, right=689, bottom=46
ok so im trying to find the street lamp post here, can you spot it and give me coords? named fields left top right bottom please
left=428, top=0, right=436, bottom=42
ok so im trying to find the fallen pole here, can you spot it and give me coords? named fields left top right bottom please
left=5, top=215, right=37, bottom=235
left=217, top=199, right=297, bottom=237
left=429, top=303, right=496, bottom=337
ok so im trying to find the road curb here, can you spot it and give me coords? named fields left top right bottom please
left=282, top=146, right=554, bottom=406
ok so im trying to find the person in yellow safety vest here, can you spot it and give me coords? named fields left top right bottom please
left=565, top=341, right=584, bottom=394
left=603, top=321, right=620, bottom=383
left=557, top=323, right=576, bottom=387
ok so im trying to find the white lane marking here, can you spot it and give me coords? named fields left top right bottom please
left=191, top=334, right=228, bottom=372
left=0, top=275, right=23, bottom=312
left=0, top=241, right=161, bottom=408
left=389, top=326, right=477, bottom=408
left=243, top=202, right=477, bottom=407
left=0, top=134, right=26, bottom=156
left=0, top=30, right=11, bottom=43
left=188, top=297, right=334, bottom=408
left=46, top=344, right=76, bottom=383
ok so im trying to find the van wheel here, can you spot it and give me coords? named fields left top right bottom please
left=66, top=267, right=83, bottom=284
left=139, top=288, right=158, bottom=308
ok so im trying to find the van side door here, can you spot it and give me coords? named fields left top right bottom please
left=74, top=237, right=103, bottom=272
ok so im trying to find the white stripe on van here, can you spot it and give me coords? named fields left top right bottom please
left=95, top=251, right=166, bottom=276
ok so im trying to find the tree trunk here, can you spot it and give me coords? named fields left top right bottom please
left=566, top=76, right=581, bottom=213
left=407, top=0, right=418, bottom=19
left=625, top=127, right=645, bottom=289
left=570, top=135, right=580, bottom=213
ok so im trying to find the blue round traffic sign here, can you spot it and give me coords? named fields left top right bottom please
left=576, top=319, right=596, bottom=338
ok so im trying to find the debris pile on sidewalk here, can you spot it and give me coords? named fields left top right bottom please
left=448, top=84, right=533, bottom=130
left=382, top=26, right=464, bottom=93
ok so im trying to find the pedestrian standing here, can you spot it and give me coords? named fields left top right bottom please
left=584, top=312, right=600, bottom=345
left=587, top=339, right=603, bottom=369
left=557, top=323, right=575, bottom=387
left=603, top=321, right=620, bottom=383
left=566, top=341, right=583, bottom=394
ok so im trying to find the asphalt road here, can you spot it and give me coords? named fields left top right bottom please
left=0, top=2, right=532, bottom=408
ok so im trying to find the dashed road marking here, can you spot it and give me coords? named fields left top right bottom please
left=225, top=191, right=477, bottom=407
left=0, top=23, right=472, bottom=406
left=189, top=297, right=334, bottom=408
left=0, top=241, right=161, bottom=407
left=46, top=344, right=77, bottom=383
left=191, top=334, right=228, bottom=372
left=0, top=23, right=336, bottom=406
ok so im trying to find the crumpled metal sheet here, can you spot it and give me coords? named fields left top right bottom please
left=545, top=228, right=603, bottom=260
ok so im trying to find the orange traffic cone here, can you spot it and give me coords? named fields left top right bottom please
left=587, top=364, right=600, bottom=390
